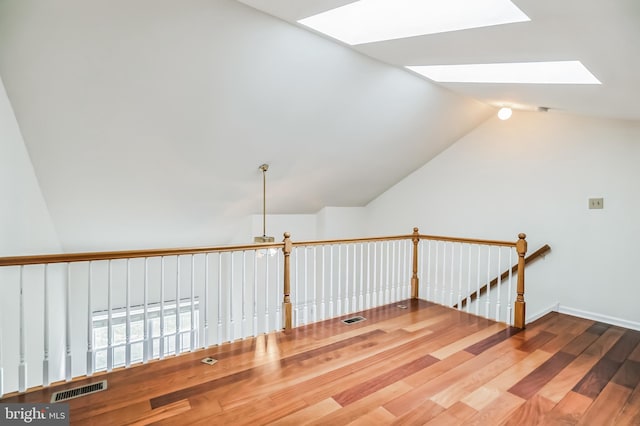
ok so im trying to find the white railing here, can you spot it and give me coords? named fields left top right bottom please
left=0, top=229, right=530, bottom=397
left=289, top=238, right=413, bottom=327
left=0, top=244, right=283, bottom=396
left=418, top=237, right=518, bottom=324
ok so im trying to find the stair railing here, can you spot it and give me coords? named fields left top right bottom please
left=0, top=228, right=530, bottom=397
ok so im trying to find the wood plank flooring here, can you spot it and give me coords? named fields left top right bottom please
left=2, top=299, right=640, bottom=425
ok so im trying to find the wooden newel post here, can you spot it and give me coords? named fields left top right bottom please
left=411, top=227, right=420, bottom=299
left=514, top=233, right=528, bottom=329
left=282, top=232, right=293, bottom=331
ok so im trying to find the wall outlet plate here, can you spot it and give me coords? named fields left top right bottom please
left=589, top=198, right=604, bottom=209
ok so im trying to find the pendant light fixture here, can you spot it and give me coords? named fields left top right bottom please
left=254, top=163, right=275, bottom=243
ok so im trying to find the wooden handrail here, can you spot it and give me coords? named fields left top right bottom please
left=0, top=242, right=285, bottom=267
left=419, top=234, right=516, bottom=247
left=0, top=233, right=520, bottom=267
left=292, top=234, right=516, bottom=248
left=453, top=243, right=550, bottom=309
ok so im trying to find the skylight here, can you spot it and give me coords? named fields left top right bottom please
left=407, top=61, right=602, bottom=84
left=297, top=0, right=530, bottom=45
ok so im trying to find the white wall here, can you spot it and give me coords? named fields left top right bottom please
left=365, top=111, right=640, bottom=325
left=316, top=207, right=366, bottom=240
left=249, top=214, right=318, bottom=243
left=0, top=75, right=62, bottom=394
left=0, top=0, right=490, bottom=253
left=0, top=75, right=60, bottom=255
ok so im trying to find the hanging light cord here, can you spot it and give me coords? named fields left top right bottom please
left=260, top=164, right=268, bottom=238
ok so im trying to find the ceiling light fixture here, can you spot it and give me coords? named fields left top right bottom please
left=298, top=0, right=530, bottom=45
left=254, top=164, right=275, bottom=243
left=498, top=107, right=513, bottom=120
left=407, top=61, right=601, bottom=84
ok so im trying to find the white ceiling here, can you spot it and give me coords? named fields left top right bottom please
left=0, top=0, right=491, bottom=250
left=2, top=0, right=637, bottom=250
left=238, top=0, right=640, bottom=121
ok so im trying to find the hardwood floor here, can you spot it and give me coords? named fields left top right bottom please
left=2, top=299, right=640, bottom=425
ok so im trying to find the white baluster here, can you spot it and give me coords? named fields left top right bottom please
left=264, top=251, right=270, bottom=333
left=466, top=245, right=472, bottom=313
left=160, top=257, right=165, bottom=359
left=397, top=240, right=402, bottom=301
left=66, top=264, right=73, bottom=381
left=229, top=253, right=234, bottom=342
left=365, top=243, right=371, bottom=309
left=143, top=258, right=149, bottom=362
left=426, top=240, right=432, bottom=301
left=275, top=251, right=281, bottom=330
left=390, top=241, right=396, bottom=302
left=313, top=246, right=318, bottom=323
left=476, top=246, right=481, bottom=316
left=304, top=247, right=309, bottom=324
left=507, top=249, right=513, bottom=325
left=377, top=241, right=383, bottom=305
left=253, top=251, right=258, bottom=336
left=496, top=248, right=502, bottom=322
left=377, top=242, right=383, bottom=306
left=457, top=244, right=463, bottom=309
left=217, top=253, right=223, bottom=345
left=344, top=245, right=350, bottom=313
left=371, top=243, right=377, bottom=308
left=107, top=260, right=113, bottom=371
left=448, top=243, right=455, bottom=306
left=441, top=242, right=447, bottom=305
left=241, top=251, right=247, bottom=337
left=359, top=243, right=364, bottom=310
left=393, top=240, right=404, bottom=302
left=418, top=240, right=424, bottom=299
left=87, top=261, right=95, bottom=376
left=293, top=248, right=299, bottom=326
left=44, top=264, right=51, bottom=384
left=434, top=242, right=439, bottom=304
left=321, top=246, right=326, bottom=320
left=486, top=246, right=491, bottom=319
left=175, top=256, right=181, bottom=355
left=204, top=253, right=209, bottom=348
left=402, top=240, right=407, bottom=299
left=352, top=244, right=357, bottom=312
left=385, top=242, right=391, bottom=304
left=396, top=241, right=401, bottom=301
left=18, top=265, right=27, bottom=392
left=125, top=259, right=131, bottom=367
left=190, top=255, right=196, bottom=350
left=336, top=245, right=342, bottom=315
left=330, top=246, right=334, bottom=317
left=403, top=240, right=409, bottom=299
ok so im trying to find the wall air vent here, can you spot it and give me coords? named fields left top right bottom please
left=50, top=380, right=107, bottom=403
left=342, top=316, right=366, bottom=325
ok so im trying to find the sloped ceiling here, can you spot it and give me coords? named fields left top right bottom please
left=0, top=0, right=491, bottom=251
left=239, top=0, right=640, bottom=121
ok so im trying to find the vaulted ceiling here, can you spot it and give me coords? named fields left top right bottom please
left=238, top=0, right=640, bottom=121
left=0, top=0, right=637, bottom=250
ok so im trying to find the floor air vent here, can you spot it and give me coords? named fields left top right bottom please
left=342, top=316, right=366, bottom=325
left=51, top=380, right=108, bottom=403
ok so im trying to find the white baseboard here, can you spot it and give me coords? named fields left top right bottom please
left=526, top=303, right=560, bottom=324
left=557, top=305, right=640, bottom=331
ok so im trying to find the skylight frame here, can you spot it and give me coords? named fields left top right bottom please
left=407, top=61, right=602, bottom=84
left=297, top=0, right=531, bottom=45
